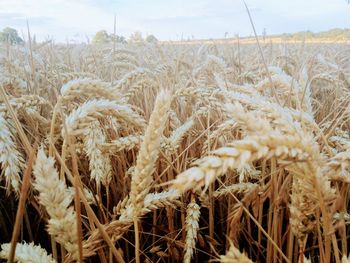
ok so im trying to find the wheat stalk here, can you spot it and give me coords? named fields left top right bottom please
left=129, top=89, right=171, bottom=263
left=83, top=189, right=181, bottom=256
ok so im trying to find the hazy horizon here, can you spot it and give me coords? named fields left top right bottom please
left=1, top=0, right=350, bottom=43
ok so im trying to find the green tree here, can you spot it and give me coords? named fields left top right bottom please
left=0, top=27, right=23, bottom=44
left=93, top=30, right=127, bottom=44
left=92, top=30, right=110, bottom=43
left=129, top=31, right=144, bottom=43
left=146, top=34, right=158, bottom=43
left=110, top=34, right=127, bottom=44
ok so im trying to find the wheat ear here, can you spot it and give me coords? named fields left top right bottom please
left=60, top=78, right=121, bottom=103
left=84, top=120, right=112, bottom=190
left=33, top=148, right=79, bottom=258
left=99, top=134, right=144, bottom=153
left=184, top=197, right=200, bottom=263
left=219, top=240, right=253, bottom=263
left=171, top=130, right=315, bottom=193
left=63, top=99, right=145, bottom=137
left=0, top=242, right=56, bottom=263
left=0, top=113, right=23, bottom=193
left=130, top=90, right=172, bottom=214
left=342, top=255, right=350, bottom=263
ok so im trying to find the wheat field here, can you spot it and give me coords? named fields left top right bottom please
left=0, top=40, right=350, bottom=263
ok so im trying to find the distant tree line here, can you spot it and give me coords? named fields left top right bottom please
left=0, top=27, right=159, bottom=45
left=92, top=30, right=158, bottom=44
left=2, top=26, right=350, bottom=45
left=279, top=28, right=350, bottom=40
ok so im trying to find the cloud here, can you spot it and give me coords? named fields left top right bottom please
left=0, top=0, right=117, bottom=41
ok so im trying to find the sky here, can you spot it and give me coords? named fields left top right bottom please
left=0, top=0, right=350, bottom=43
